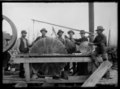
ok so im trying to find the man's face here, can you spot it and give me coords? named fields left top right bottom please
left=80, top=33, right=85, bottom=38
left=58, top=32, right=63, bottom=37
left=69, top=33, right=74, bottom=38
left=22, top=33, right=27, bottom=38
left=41, top=31, right=46, bottom=36
left=96, top=30, right=102, bottom=35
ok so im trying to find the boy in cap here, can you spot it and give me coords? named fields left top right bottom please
left=89, top=26, right=111, bottom=79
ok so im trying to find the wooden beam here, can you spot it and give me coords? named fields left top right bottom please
left=12, top=57, right=91, bottom=63
left=81, top=61, right=112, bottom=87
left=24, top=63, right=30, bottom=81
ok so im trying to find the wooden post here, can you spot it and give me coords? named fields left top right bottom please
left=24, top=63, right=30, bottom=81
left=89, top=3, right=94, bottom=42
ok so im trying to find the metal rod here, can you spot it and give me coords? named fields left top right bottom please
left=31, top=19, right=94, bottom=35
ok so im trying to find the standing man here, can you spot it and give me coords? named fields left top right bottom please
left=16, top=30, right=29, bottom=78
left=64, top=30, right=76, bottom=75
left=90, top=26, right=111, bottom=79
left=31, top=28, right=48, bottom=79
left=75, top=30, right=89, bottom=75
left=57, top=29, right=65, bottom=45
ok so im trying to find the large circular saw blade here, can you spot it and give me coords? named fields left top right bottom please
left=29, top=37, right=67, bottom=76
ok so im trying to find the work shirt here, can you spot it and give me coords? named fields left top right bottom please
left=93, top=33, right=107, bottom=54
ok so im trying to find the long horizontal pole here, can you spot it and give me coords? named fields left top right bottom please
left=31, top=19, right=94, bottom=35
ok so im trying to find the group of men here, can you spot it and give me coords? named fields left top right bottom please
left=15, top=26, right=111, bottom=79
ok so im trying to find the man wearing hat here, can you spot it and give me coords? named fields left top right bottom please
left=90, top=26, right=111, bottom=79
left=75, top=30, right=88, bottom=45
left=64, top=30, right=76, bottom=75
left=34, top=28, right=47, bottom=43
left=16, top=30, right=30, bottom=78
left=57, top=29, right=65, bottom=44
left=74, top=30, right=89, bottom=75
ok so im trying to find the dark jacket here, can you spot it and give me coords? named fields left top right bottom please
left=19, top=38, right=29, bottom=53
left=93, top=34, right=107, bottom=54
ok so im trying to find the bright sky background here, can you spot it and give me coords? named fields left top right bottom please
left=2, top=2, right=117, bottom=46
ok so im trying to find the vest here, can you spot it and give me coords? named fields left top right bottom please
left=19, top=38, right=29, bottom=53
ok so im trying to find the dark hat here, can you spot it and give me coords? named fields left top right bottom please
left=57, top=29, right=64, bottom=34
left=21, top=30, right=27, bottom=34
left=96, top=26, right=104, bottom=31
left=68, top=30, right=75, bottom=34
left=80, top=30, right=85, bottom=34
left=40, top=28, right=47, bottom=33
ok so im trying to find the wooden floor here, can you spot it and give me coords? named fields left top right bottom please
left=3, top=69, right=118, bottom=87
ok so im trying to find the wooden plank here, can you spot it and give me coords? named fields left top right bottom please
left=16, top=53, right=90, bottom=57
left=3, top=76, right=87, bottom=84
left=81, top=61, right=112, bottom=87
left=12, top=57, right=91, bottom=63
left=23, top=63, right=30, bottom=81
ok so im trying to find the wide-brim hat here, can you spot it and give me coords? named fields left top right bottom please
left=96, top=26, right=104, bottom=31
left=57, top=29, right=64, bottom=34
left=80, top=30, right=85, bottom=34
left=21, top=30, right=27, bottom=34
left=68, top=30, right=75, bottom=34
left=40, top=28, right=47, bottom=33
